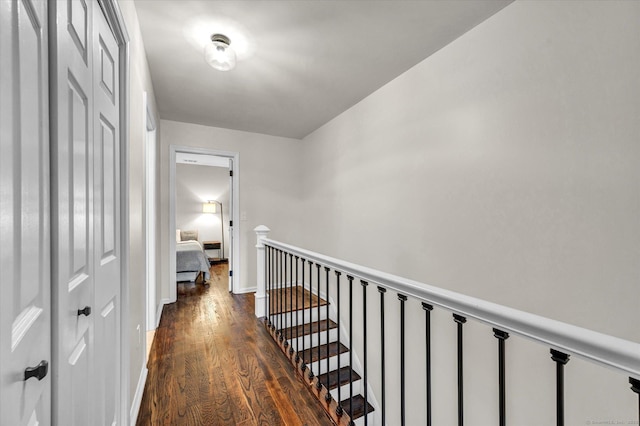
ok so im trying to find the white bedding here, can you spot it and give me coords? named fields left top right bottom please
left=176, top=240, right=210, bottom=282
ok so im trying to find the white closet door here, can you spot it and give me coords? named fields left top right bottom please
left=51, top=0, right=122, bottom=424
left=92, top=4, right=121, bottom=425
left=51, top=0, right=95, bottom=423
left=0, top=0, right=52, bottom=425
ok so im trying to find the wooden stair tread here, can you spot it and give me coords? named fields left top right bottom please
left=300, top=342, right=349, bottom=363
left=269, top=286, right=327, bottom=314
left=317, top=366, right=361, bottom=390
left=340, top=394, right=374, bottom=420
left=280, top=319, right=337, bottom=337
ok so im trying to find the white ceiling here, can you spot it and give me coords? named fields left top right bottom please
left=133, top=0, right=512, bottom=139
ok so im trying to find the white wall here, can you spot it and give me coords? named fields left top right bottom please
left=118, top=0, right=160, bottom=416
left=176, top=163, right=231, bottom=258
left=296, top=1, right=640, bottom=424
left=160, top=120, right=303, bottom=296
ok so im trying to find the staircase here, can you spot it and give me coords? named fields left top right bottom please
left=255, top=233, right=640, bottom=426
left=266, top=285, right=375, bottom=426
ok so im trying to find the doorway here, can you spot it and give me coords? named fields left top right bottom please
left=169, top=146, right=240, bottom=302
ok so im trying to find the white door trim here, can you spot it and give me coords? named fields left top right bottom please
left=169, top=145, right=240, bottom=302
left=143, top=91, right=157, bottom=332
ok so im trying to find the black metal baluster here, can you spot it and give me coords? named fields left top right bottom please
left=273, top=247, right=276, bottom=328
left=295, top=256, right=300, bottom=363
left=289, top=253, right=294, bottom=355
left=308, top=261, right=315, bottom=380
left=453, top=314, right=467, bottom=426
left=422, top=303, right=433, bottom=426
left=493, top=328, right=509, bottom=426
left=399, top=294, right=408, bottom=426
left=287, top=253, right=291, bottom=347
left=550, top=349, right=570, bottom=426
left=301, top=259, right=307, bottom=372
left=282, top=252, right=289, bottom=346
left=276, top=250, right=280, bottom=335
left=335, top=271, right=343, bottom=417
left=347, top=275, right=354, bottom=425
left=264, top=246, right=268, bottom=324
left=284, top=253, right=289, bottom=349
left=271, top=248, right=276, bottom=331
left=378, top=287, right=387, bottom=426
left=494, top=329, right=509, bottom=426
left=276, top=249, right=280, bottom=337
left=291, top=255, right=295, bottom=354
left=362, top=280, right=369, bottom=426
left=270, top=248, right=274, bottom=330
left=281, top=250, right=285, bottom=341
left=316, top=264, right=323, bottom=390
left=279, top=250, right=284, bottom=342
left=630, top=377, right=640, bottom=422
left=266, top=247, right=271, bottom=327
left=324, top=267, right=332, bottom=402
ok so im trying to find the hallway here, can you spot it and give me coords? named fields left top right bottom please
left=137, top=263, right=334, bottom=425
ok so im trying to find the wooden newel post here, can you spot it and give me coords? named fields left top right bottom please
left=254, top=225, right=270, bottom=318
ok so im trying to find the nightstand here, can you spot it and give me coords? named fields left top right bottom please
left=202, top=240, right=221, bottom=262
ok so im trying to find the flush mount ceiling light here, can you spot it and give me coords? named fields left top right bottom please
left=204, top=33, right=236, bottom=71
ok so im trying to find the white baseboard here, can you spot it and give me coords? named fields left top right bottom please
left=129, top=362, right=148, bottom=425
left=155, top=298, right=170, bottom=328
left=234, top=286, right=257, bottom=294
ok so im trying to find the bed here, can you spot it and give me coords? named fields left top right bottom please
left=176, top=240, right=211, bottom=283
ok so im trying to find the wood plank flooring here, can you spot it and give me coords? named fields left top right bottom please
left=136, top=263, right=334, bottom=426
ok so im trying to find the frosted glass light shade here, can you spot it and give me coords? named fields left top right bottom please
left=204, top=34, right=236, bottom=71
left=202, top=202, right=217, bottom=213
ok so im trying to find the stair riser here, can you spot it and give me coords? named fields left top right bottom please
left=330, top=380, right=363, bottom=402
left=289, top=328, right=338, bottom=352
left=269, top=308, right=327, bottom=326
left=354, top=412, right=376, bottom=426
left=306, top=352, right=350, bottom=376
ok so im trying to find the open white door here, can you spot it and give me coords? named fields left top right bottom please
left=0, top=1, right=52, bottom=424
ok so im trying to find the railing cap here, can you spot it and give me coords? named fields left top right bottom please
left=254, top=225, right=271, bottom=234
left=254, top=225, right=271, bottom=249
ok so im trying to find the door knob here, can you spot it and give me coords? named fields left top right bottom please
left=24, top=360, right=48, bottom=381
left=77, top=306, right=91, bottom=316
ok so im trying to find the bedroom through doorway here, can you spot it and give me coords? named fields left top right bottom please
left=169, top=147, right=240, bottom=303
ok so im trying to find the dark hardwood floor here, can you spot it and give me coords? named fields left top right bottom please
left=136, top=263, right=335, bottom=426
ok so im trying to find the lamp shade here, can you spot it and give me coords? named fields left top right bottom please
left=204, top=34, right=236, bottom=71
left=202, top=202, right=217, bottom=213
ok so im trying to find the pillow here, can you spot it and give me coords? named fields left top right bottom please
left=176, top=229, right=181, bottom=243
left=180, top=230, right=198, bottom=241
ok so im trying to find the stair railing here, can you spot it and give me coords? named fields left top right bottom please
left=255, top=226, right=640, bottom=426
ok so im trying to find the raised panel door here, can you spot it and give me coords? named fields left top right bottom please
left=92, top=5, right=121, bottom=424
left=0, top=0, right=51, bottom=424
left=51, top=0, right=95, bottom=424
